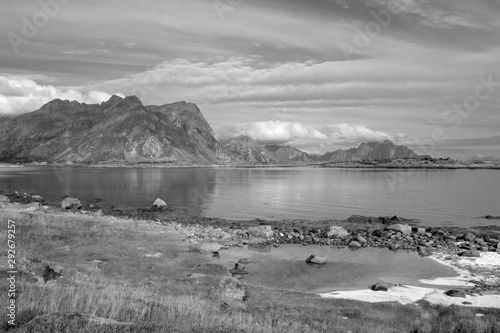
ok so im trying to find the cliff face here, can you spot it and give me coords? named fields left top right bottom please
left=319, top=140, right=418, bottom=162
left=220, top=136, right=274, bottom=164
left=0, top=95, right=230, bottom=164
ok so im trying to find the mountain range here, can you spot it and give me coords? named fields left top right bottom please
left=0, top=95, right=421, bottom=164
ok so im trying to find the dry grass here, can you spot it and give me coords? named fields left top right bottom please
left=1, top=210, right=499, bottom=333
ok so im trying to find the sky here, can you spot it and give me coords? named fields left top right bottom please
left=0, top=0, right=499, bottom=159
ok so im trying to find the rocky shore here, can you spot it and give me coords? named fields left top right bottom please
left=2, top=190, right=499, bottom=258
left=2, top=189, right=499, bottom=300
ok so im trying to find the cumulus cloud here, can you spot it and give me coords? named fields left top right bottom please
left=0, top=75, right=122, bottom=116
left=217, top=121, right=392, bottom=147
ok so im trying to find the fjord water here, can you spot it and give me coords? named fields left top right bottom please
left=0, top=166, right=498, bottom=227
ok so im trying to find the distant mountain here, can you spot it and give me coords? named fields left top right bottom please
left=0, top=95, right=231, bottom=164
left=264, top=145, right=313, bottom=163
left=319, top=140, right=419, bottom=162
left=468, top=156, right=500, bottom=162
left=220, top=137, right=420, bottom=164
left=220, top=136, right=274, bottom=164
left=318, top=149, right=359, bottom=162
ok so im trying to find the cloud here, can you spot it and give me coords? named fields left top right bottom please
left=0, top=75, right=122, bottom=116
left=372, top=0, right=480, bottom=29
left=216, top=121, right=392, bottom=146
left=61, top=49, right=111, bottom=55
left=123, top=42, right=138, bottom=49
left=91, top=55, right=472, bottom=106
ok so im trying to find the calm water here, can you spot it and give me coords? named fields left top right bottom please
left=0, top=166, right=499, bottom=227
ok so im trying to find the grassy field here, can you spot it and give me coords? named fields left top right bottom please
left=1, top=210, right=499, bottom=332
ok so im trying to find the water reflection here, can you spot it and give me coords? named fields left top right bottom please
left=0, top=166, right=499, bottom=227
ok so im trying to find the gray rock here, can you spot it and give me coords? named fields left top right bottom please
left=464, top=232, right=476, bottom=242
left=61, top=197, right=81, bottom=210
left=238, top=258, right=252, bottom=264
left=151, top=198, right=168, bottom=211
left=199, top=242, right=221, bottom=253
left=17, top=257, right=61, bottom=283
left=247, top=225, right=274, bottom=238
left=413, top=227, right=426, bottom=235
left=445, top=289, right=466, bottom=298
left=93, top=209, right=103, bottom=216
left=211, top=277, right=247, bottom=302
left=327, top=226, right=349, bottom=238
left=385, top=224, right=412, bottom=234
left=348, top=241, right=362, bottom=248
left=357, top=235, right=367, bottom=244
left=371, top=283, right=390, bottom=292
left=26, top=202, right=41, bottom=211
left=31, top=195, right=44, bottom=202
left=305, top=255, right=327, bottom=264
left=458, top=249, right=480, bottom=258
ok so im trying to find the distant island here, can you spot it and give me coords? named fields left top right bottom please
left=0, top=95, right=499, bottom=169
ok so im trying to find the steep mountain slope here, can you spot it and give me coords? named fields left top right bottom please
left=0, top=95, right=231, bottom=164
left=220, top=136, right=274, bottom=164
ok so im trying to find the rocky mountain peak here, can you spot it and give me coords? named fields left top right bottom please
left=0, top=96, right=229, bottom=164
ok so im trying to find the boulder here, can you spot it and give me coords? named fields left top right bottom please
left=412, top=227, right=426, bottom=235
left=247, top=225, right=274, bottom=238
left=31, top=195, right=44, bottom=202
left=327, top=226, right=349, bottom=238
left=0, top=195, right=12, bottom=208
left=61, top=197, right=81, bottom=210
left=385, top=224, right=412, bottom=234
left=458, top=249, right=480, bottom=258
left=26, top=202, right=41, bottom=211
left=347, top=215, right=375, bottom=223
left=305, top=255, right=327, bottom=265
left=17, top=257, right=61, bottom=283
left=445, top=289, right=466, bottom=298
left=151, top=198, right=168, bottom=211
left=348, top=241, right=362, bottom=248
left=357, top=235, right=367, bottom=244
left=210, top=277, right=247, bottom=302
left=199, top=242, right=221, bottom=253
left=463, top=232, right=476, bottom=242
left=238, top=258, right=252, bottom=264
left=93, top=209, right=103, bottom=217
left=371, top=283, right=390, bottom=292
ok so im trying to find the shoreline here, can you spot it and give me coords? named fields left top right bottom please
left=320, top=251, right=500, bottom=308
left=1, top=161, right=500, bottom=170
left=2, top=190, right=499, bottom=309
